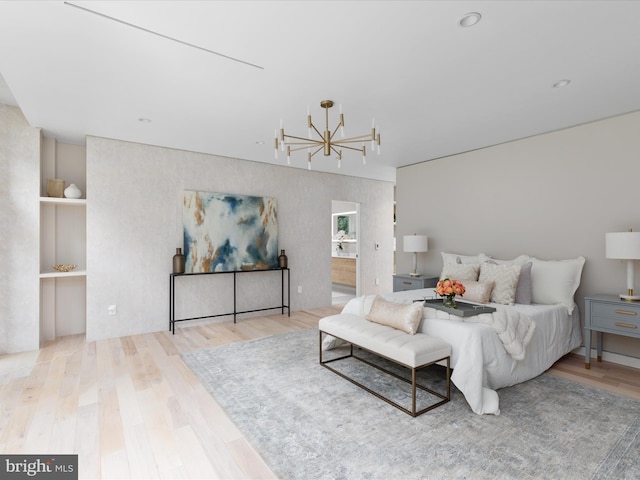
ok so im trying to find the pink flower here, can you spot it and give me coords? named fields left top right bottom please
left=436, top=278, right=465, bottom=298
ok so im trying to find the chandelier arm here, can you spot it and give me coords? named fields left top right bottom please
left=330, top=123, right=342, bottom=140
left=289, top=144, right=323, bottom=153
left=333, top=133, right=375, bottom=144
left=332, top=140, right=371, bottom=148
left=329, top=145, right=344, bottom=157
left=310, top=123, right=324, bottom=139
left=285, top=140, right=324, bottom=147
left=335, top=144, right=366, bottom=153
left=310, top=145, right=324, bottom=158
left=283, top=133, right=324, bottom=144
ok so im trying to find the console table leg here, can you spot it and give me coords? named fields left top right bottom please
left=233, top=271, right=237, bottom=323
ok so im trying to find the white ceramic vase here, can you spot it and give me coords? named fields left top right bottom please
left=64, top=183, right=82, bottom=199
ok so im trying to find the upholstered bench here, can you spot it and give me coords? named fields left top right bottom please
left=319, top=312, right=452, bottom=417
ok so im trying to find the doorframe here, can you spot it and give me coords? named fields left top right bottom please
left=331, top=200, right=360, bottom=299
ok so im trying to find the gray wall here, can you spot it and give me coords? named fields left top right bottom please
left=86, top=136, right=394, bottom=341
left=0, top=104, right=40, bottom=353
left=396, top=110, right=640, bottom=360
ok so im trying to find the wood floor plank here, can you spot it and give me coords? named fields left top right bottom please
left=75, top=403, right=101, bottom=479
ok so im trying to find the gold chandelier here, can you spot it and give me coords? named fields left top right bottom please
left=275, top=100, right=381, bottom=170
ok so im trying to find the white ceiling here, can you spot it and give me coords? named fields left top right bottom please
left=1, top=1, right=640, bottom=182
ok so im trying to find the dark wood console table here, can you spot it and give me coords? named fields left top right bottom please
left=169, top=268, right=290, bottom=334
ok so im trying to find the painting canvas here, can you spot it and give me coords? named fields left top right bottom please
left=183, top=191, right=278, bottom=272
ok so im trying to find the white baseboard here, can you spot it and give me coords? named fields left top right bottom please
left=572, top=347, right=640, bottom=369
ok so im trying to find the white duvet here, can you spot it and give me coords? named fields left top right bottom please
left=338, top=289, right=583, bottom=415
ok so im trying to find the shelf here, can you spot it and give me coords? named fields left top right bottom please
left=40, top=197, right=86, bottom=206
left=40, top=269, right=87, bottom=279
left=331, top=239, right=357, bottom=243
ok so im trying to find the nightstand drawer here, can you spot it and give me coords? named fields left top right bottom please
left=392, top=275, right=438, bottom=292
left=590, top=302, right=640, bottom=334
left=395, top=277, right=423, bottom=289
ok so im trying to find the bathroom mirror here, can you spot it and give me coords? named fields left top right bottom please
left=332, top=211, right=356, bottom=237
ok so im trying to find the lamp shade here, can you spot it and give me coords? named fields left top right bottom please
left=605, top=232, right=640, bottom=259
left=403, top=235, right=428, bottom=253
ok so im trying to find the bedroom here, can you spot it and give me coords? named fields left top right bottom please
left=1, top=1, right=640, bottom=478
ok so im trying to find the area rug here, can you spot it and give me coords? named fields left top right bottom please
left=182, top=328, right=640, bottom=480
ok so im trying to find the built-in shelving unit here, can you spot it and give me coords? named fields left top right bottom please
left=40, top=138, right=87, bottom=341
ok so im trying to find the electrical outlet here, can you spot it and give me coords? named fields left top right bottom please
left=298, top=286, right=303, bottom=294
left=375, top=242, right=380, bottom=250
left=107, top=305, right=117, bottom=315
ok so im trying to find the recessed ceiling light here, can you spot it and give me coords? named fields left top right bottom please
left=138, top=118, right=151, bottom=123
left=553, top=79, right=571, bottom=88
left=459, top=12, right=481, bottom=27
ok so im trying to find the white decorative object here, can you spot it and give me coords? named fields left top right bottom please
left=64, top=183, right=82, bottom=199
left=606, top=230, right=640, bottom=301
left=403, top=234, right=428, bottom=277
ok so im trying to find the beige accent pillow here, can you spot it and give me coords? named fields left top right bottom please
left=488, top=258, right=533, bottom=304
left=461, top=280, right=495, bottom=304
left=440, top=263, right=480, bottom=281
left=479, top=263, right=522, bottom=305
left=366, top=296, right=423, bottom=335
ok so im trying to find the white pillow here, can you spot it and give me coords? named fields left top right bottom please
left=366, top=296, right=423, bottom=335
left=440, top=263, right=480, bottom=281
left=530, top=257, right=585, bottom=314
left=489, top=255, right=531, bottom=266
left=460, top=280, right=495, bottom=304
left=441, top=252, right=490, bottom=265
left=479, top=262, right=522, bottom=305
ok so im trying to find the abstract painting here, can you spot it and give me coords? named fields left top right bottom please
left=183, top=191, right=278, bottom=272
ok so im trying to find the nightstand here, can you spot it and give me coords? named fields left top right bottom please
left=584, top=294, right=640, bottom=369
left=393, top=274, right=439, bottom=292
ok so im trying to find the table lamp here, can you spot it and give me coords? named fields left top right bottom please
left=606, top=229, right=640, bottom=301
left=403, top=234, right=428, bottom=277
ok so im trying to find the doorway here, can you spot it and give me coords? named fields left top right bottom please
left=331, top=200, right=360, bottom=306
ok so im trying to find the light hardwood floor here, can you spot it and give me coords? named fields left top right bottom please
left=1, top=305, right=639, bottom=479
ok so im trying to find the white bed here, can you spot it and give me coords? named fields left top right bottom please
left=336, top=289, right=582, bottom=415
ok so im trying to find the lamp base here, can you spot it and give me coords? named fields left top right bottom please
left=409, top=272, right=420, bottom=277
left=619, top=294, right=640, bottom=301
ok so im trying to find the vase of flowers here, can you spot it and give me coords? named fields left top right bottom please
left=435, top=278, right=465, bottom=309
